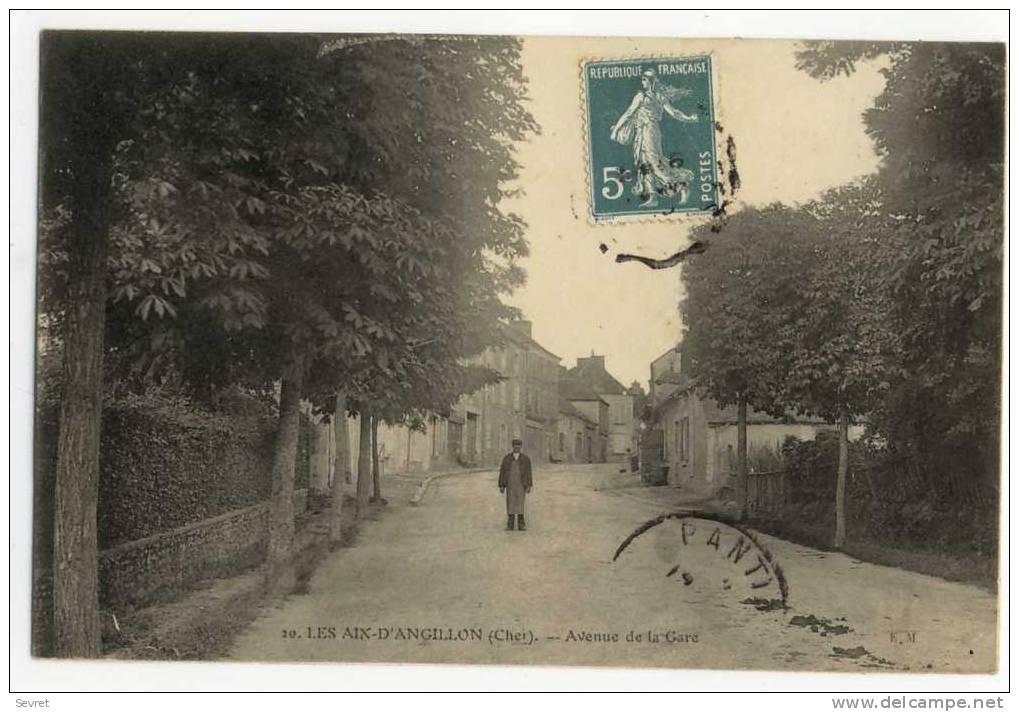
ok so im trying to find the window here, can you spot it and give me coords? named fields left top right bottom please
left=680, top=417, right=690, bottom=463
left=613, top=400, right=626, bottom=424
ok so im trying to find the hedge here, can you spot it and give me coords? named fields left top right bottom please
left=34, top=393, right=312, bottom=559
left=771, top=432, right=997, bottom=558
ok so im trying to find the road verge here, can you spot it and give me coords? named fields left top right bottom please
left=410, top=467, right=494, bottom=505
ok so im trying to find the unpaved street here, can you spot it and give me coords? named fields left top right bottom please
left=228, top=465, right=996, bottom=672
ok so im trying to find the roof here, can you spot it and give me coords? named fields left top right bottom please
left=558, top=397, right=597, bottom=424
left=499, top=323, right=561, bottom=362
left=651, top=344, right=682, bottom=366
left=701, top=400, right=823, bottom=426
left=559, top=378, right=609, bottom=404
left=653, top=370, right=688, bottom=386
left=565, top=359, right=627, bottom=396
left=655, top=386, right=828, bottom=425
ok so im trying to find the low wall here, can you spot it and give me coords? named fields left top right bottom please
left=99, top=503, right=267, bottom=607
left=32, top=489, right=308, bottom=655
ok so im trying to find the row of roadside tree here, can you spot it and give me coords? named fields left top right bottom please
left=678, top=41, right=1003, bottom=553
left=37, top=33, right=537, bottom=657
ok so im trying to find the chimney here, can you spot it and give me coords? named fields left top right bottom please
left=511, top=320, right=532, bottom=338
left=578, top=354, right=606, bottom=370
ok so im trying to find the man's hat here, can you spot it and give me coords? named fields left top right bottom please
left=511, top=438, right=522, bottom=445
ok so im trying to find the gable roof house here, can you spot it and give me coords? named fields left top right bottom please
left=554, top=396, right=598, bottom=463
left=650, top=377, right=861, bottom=501
left=559, top=371, right=609, bottom=462
left=564, top=355, right=635, bottom=462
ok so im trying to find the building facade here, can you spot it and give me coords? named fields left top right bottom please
left=315, top=323, right=668, bottom=481
left=559, top=375, right=609, bottom=462
left=320, top=320, right=563, bottom=476
left=649, top=345, right=683, bottom=407
left=513, top=322, right=562, bottom=463
left=564, top=355, right=634, bottom=462
left=554, top=397, right=598, bottom=463
left=650, top=375, right=865, bottom=499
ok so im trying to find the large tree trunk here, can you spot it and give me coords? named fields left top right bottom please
left=355, top=411, right=373, bottom=518
left=51, top=91, right=119, bottom=655
left=52, top=138, right=115, bottom=658
left=735, top=391, right=748, bottom=521
left=329, top=391, right=349, bottom=546
left=266, top=348, right=305, bottom=594
left=834, top=406, right=850, bottom=550
left=371, top=417, right=382, bottom=501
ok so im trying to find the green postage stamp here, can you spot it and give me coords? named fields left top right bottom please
left=583, top=56, right=719, bottom=220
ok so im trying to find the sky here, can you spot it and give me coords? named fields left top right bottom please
left=503, top=36, right=887, bottom=388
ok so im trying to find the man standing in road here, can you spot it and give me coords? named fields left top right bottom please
left=498, top=438, right=533, bottom=531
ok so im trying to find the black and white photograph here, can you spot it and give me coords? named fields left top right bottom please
left=9, top=9, right=1009, bottom=697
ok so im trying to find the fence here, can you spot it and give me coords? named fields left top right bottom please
left=745, top=470, right=786, bottom=517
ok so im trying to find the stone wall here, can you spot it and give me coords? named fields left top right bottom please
left=99, top=503, right=267, bottom=607
left=32, top=489, right=308, bottom=655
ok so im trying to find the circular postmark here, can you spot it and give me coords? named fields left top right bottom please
left=612, top=512, right=788, bottom=610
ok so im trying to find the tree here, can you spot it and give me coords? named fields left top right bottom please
left=40, top=32, right=300, bottom=656
left=370, top=414, right=382, bottom=503
left=796, top=41, right=1005, bottom=510
left=683, top=189, right=902, bottom=545
left=328, top=391, right=352, bottom=546
left=294, top=35, right=535, bottom=516
left=41, top=35, right=125, bottom=657
left=681, top=205, right=821, bottom=517
left=679, top=41, right=1003, bottom=547
left=38, top=32, right=537, bottom=650
left=266, top=348, right=305, bottom=593
left=784, top=184, right=901, bottom=548
left=40, top=33, right=367, bottom=639
left=355, top=411, right=373, bottom=517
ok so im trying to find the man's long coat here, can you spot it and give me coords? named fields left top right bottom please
left=498, top=453, right=533, bottom=490
left=498, top=452, right=533, bottom=516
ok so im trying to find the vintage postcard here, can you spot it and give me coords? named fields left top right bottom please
left=23, top=26, right=1005, bottom=683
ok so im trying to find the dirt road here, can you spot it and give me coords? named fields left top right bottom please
left=228, top=464, right=997, bottom=672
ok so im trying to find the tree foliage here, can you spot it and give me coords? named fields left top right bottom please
left=681, top=204, right=823, bottom=416
left=41, top=33, right=535, bottom=407
left=679, top=40, right=1003, bottom=540
left=37, top=31, right=537, bottom=654
left=797, top=39, right=1004, bottom=494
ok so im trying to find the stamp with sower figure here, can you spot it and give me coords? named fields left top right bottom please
left=584, top=56, right=719, bottom=220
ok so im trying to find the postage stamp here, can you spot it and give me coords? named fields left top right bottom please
left=583, top=55, right=720, bottom=220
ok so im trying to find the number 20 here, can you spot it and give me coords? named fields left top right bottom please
left=601, top=166, right=624, bottom=200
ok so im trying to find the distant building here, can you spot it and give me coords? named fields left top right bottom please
left=559, top=374, right=609, bottom=462
left=649, top=345, right=683, bottom=407
left=507, top=321, right=562, bottom=462
left=314, top=320, right=563, bottom=478
left=564, top=354, right=634, bottom=462
left=554, top=397, right=598, bottom=463
left=407, top=320, right=562, bottom=469
left=627, top=380, right=649, bottom=454
left=644, top=346, right=864, bottom=497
